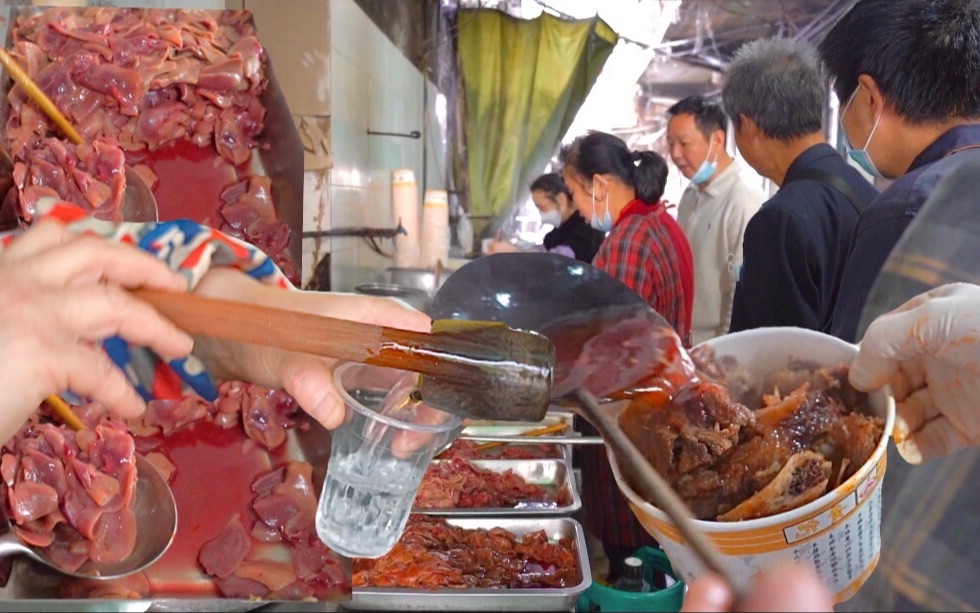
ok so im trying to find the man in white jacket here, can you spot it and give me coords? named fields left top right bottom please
left=666, top=95, right=765, bottom=345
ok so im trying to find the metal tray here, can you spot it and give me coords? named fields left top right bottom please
left=347, top=517, right=592, bottom=612
left=413, top=459, right=581, bottom=516
left=0, top=4, right=304, bottom=268
left=0, top=9, right=310, bottom=611
left=452, top=410, right=578, bottom=461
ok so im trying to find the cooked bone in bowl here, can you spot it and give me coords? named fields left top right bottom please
left=608, top=327, right=895, bottom=602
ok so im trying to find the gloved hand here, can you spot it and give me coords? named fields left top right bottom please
left=849, top=282, right=980, bottom=464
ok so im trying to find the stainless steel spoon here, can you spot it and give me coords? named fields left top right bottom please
left=0, top=454, right=177, bottom=580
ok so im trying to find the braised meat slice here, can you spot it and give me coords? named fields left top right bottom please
left=620, top=381, right=755, bottom=485
left=619, top=361, right=885, bottom=521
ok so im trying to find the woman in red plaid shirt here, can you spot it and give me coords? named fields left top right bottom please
left=560, top=131, right=694, bottom=580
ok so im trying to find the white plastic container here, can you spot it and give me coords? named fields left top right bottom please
left=391, top=169, right=420, bottom=269
left=420, top=189, right=450, bottom=269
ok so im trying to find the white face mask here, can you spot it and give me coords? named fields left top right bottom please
left=539, top=209, right=562, bottom=228
left=841, top=87, right=885, bottom=179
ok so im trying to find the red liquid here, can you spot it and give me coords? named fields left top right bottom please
left=127, top=140, right=244, bottom=226
left=139, top=422, right=272, bottom=596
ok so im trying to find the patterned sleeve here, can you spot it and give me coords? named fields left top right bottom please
left=1, top=199, right=294, bottom=403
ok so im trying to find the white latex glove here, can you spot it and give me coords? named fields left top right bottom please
left=849, top=282, right=980, bottom=464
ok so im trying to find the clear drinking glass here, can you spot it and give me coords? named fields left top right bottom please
left=315, top=363, right=461, bottom=558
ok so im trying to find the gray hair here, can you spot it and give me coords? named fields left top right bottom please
left=722, top=37, right=827, bottom=140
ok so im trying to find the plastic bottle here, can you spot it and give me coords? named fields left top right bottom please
left=613, top=556, right=651, bottom=593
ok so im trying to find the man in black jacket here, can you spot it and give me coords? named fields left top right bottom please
left=723, top=37, right=878, bottom=333
left=818, top=2, right=980, bottom=612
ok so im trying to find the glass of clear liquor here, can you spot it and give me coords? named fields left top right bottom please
left=315, top=363, right=462, bottom=558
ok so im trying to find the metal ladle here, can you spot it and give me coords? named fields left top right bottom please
left=430, top=252, right=748, bottom=597
left=0, top=454, right=177, bottom=580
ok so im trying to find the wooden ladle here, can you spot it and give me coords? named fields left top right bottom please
left=132, top=289, right=555, bottom=424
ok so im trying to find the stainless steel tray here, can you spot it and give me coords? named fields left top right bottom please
left=0, top=4, right=304, bottom=267
left=347, top=517, right=591, bottom=612
left=452, top=410, right=578, bottom=461
left=413, top=459, right=582, bottom=516
left=0, top=8, right=313, bottom=612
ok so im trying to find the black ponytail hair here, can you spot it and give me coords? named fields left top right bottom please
left=559, top=131, right=668, bottom=204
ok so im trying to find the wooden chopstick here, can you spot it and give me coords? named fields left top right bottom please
left=0, top=47, right=84, bottom=145
left=472, top=422, right=568, bottom=452
left=44, top=394, right=85, bottom=432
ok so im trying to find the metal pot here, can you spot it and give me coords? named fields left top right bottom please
left=384, top=267, right=443, bottom=295
left=354, top=282, right=432, bottom=312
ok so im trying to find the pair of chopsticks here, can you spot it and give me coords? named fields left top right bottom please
left=0, top=48, right=116, bottom=434
left=471, top=422, right=568, bottom=452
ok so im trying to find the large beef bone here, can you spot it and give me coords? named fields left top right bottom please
left=133, top=289, right=554, bottom=423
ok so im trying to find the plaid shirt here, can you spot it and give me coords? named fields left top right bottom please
left=578, top=199, right=694, bottom=554
left=838, top=447, right=980, bottom=611
left=592, top=199, right=693, bottom=344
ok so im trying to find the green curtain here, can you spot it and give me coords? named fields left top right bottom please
left=457, top=9, right=618, bottom=219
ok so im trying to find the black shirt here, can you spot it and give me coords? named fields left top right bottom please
left=729, top=143, right=879, bottom=333
left=542, top=210, right=606, bottom=263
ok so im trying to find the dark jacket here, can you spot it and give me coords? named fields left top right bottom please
left=729, top=143, right=878, bottom=333
left=542, top=211, right=605, bottom=263
left=829, top=124, right=980, bottom=341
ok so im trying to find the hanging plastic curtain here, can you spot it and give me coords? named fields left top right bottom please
left=456, top=9, right=617, bottom=220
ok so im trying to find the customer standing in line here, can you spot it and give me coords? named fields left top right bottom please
left=815, top=1, right=980, bottom=610
left=722, top=37, right=878, bottom=333
left=486, top=172, right=605, bottom=263
left=666, top=96, right=765, bottom=345
left=559, top=130, right=693, bottom=581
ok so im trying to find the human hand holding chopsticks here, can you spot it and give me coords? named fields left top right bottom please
left=0, top=218, right=193, bottom=442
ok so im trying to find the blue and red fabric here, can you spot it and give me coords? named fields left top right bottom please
left=1, top=199, right=293, bottom=403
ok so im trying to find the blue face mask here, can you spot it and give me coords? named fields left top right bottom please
left=841, top=87, right=885, bottom=179
left=590, top=189, right=612, bottom=232
left=690, top=144, right=718, bottom=186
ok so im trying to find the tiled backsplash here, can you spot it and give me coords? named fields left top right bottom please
left=329, top=0, right=426, bottom=290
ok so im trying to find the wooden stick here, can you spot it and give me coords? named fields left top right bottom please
left=44, top=395, right=85, bottom=432
left=472, top=422, right=567, bottom=452
left=132, top=288, right=541, bottom=386
left=0, top=47, right=83, bottom=145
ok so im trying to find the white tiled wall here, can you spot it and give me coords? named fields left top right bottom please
left=329, top=0, right=425, bottom=290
